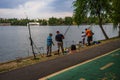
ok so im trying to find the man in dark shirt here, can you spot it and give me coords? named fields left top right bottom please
left=55, top=31, right=64, bottom=55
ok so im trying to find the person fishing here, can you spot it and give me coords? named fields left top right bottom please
left=55, top=31, right=64, bottom=55
left=46, top=33, right=54, bottom=57
left=81, top=31, right=86, bottom=46
left=85, top=28, right=93, bottom=46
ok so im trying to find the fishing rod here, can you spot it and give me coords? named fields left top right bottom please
left=22, top=5, right=36, bottom=59
left=27, top=23, right=36, bottom=59
left=88, top=24, right=95, bottom=29
left=27, top=19, right=44, bottom=58
left=64, top=25, right=71, bottom=36
left=32, top=41, right=44, bottom=57
left=23, top=6, right=44, bottom=58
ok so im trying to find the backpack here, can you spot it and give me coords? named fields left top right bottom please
left=71, top=45, right=76, bottom=50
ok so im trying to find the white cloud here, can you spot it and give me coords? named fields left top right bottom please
left=0, top=8, right=25, bottom=18
left=0, top=0, right=73, bottom=19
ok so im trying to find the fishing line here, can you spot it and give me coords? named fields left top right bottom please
left=63, top=25, right=72, bottom=50
left=64, top=25, right=71, bottom=36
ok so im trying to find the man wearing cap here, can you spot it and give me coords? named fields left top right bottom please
left=55, top=31, right=64, bottom=55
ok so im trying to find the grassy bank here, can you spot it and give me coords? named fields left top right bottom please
left=0, top=37, right=119, bottom=73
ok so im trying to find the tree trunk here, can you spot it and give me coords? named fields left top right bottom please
left=98, top=14, right=109, bottom=39
left=119, top=23, right=120, bottom=37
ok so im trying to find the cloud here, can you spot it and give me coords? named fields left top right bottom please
left=0, top=0, right=74, bottom=19
left=0, top=0, right=29, bottom=8
left=50, top=0, right=74, bottom=12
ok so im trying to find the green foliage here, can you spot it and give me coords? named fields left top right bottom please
left=73, top=0, right=87, bottom=25
left=111, top=0, right=120, bottom=37
left=112, top=0, right=120, bottom=26
left=73, top=0, right=112, bottom=25
left=48, top=17, right=73, bottom=26
left=48, top=17, right=58, bottom=26
left=0, top=18, right=29, bottom=26
left=57, top=18, right=64, bottom=25
left=0, top=17, right=74, bottom=26
left=40, top=19, right=47, bottom=25
left=64, top=17, right=73, bottom=25
left=73, top=0, right=112, bottom=39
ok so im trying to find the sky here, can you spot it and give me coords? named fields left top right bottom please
left=0, top=0, right=75, bottom=19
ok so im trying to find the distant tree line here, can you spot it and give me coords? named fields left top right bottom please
left=0, top=16, right=112, bottom=26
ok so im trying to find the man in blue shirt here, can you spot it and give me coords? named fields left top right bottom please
left=55, top=31, right=64, bottom=55
left=47, top=33, right=54, bottom=57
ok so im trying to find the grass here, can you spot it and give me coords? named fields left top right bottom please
left=0, top=37, right=119, bottom=73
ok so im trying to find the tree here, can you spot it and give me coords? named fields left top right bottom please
left=73, top=0, right=86, bottom=26
left=112, top=0, right=120, bottom=37
left=41, top=19, right=47, bottom=25
left=57, top=18, right=64, bottom=25
left=73, top=0, right=112, bottom=39
left=64, top=17, right=73, bottom=25
left=48, top=17, right=58, bottom=26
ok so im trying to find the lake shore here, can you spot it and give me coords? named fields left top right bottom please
left=0, top=37, right=120, bottom=73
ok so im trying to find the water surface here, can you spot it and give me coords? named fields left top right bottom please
left=0, top=24, right=118, bottom=63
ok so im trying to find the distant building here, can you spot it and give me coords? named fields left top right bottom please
left=27, top=22, right=40, bottom=26
left=0, top=23, right=11, bottom=26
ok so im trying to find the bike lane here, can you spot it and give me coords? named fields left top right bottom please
left=40, top=48, right=120, bottom=80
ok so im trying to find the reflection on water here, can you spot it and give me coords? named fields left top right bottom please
left=0, top=24, right=119, bottom=63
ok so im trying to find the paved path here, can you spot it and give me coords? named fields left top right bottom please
left=42, top=49, right=120, bottom=80
left=0, top=39, right=120, bottom=80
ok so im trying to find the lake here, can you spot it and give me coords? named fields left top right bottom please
left=0, top=24, right=119, bottom=63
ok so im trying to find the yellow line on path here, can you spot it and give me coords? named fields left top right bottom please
left=79, top=78, right=86, bottom=80
left=100, top=62, right=114, bottom=70
left=38, top=48, right=120, bottom=80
